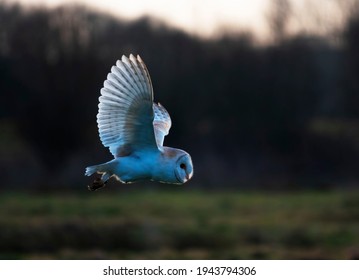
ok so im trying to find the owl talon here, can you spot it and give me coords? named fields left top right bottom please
left=88, top=178, right=107, bottom=191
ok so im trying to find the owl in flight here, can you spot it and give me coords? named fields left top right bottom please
left=85, top=54, right=193, bottom=190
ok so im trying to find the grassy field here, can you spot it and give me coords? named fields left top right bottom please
left=0, top=189, right=358, bottom=259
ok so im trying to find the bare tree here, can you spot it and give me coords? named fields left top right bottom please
left=267, top=0, right=292, bottom=43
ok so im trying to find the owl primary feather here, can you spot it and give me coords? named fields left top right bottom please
left=85, top=54, right=193, bottom=190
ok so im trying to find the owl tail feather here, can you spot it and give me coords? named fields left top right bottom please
left=85, top=165, right=99, bottom=176
left=85, top=163, right=107, bottom=176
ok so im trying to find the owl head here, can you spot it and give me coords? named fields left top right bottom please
left=174, top=152, right=193, bottom=184
left=158, top=147, right=193, bottom=184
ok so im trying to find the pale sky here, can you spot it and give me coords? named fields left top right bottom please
left=5, top=0, right=351, bottom=40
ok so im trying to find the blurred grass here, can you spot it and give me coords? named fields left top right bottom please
left=0, top=189, right=359, bottom=259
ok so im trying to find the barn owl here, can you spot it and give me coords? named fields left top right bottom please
left=85, top=54, right=193, bottom=190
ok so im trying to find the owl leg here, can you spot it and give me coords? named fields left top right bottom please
left=88, top=172, right=111, bottom=191
left=88, top=178, right=106, bottom=191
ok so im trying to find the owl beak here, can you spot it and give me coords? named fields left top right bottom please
left=186, top=171, right=193, bottom=181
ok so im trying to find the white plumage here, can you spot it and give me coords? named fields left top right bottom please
left=85, top=54, right=193, bottom=190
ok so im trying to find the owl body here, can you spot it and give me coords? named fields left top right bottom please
left=87, top=147, right=192, bottom=185
left=85, top=55, right=193, bottom=190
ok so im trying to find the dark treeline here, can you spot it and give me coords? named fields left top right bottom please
left=1, top=2, right=359, bottom=189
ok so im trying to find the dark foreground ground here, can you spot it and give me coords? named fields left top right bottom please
left=0, top=189, right=358, bottom=259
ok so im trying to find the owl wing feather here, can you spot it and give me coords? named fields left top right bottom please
left=153, top=103, right=172, bottom=147
left=97, top=54, right=158, bottom=157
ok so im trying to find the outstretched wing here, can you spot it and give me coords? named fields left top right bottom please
left=97, top=54, right=158, bottom=157
left=153, top=103, right=172, bottom=147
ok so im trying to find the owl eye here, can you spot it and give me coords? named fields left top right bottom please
left=180, top=163, right=186, bottom=170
